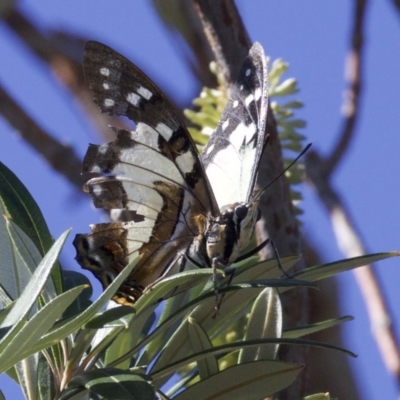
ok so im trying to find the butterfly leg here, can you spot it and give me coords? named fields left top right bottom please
left=211, top=258, right=221, bottom=317
left=270, top=240, right=292, bottom=279
left=212, top=266, right=237, bottom=319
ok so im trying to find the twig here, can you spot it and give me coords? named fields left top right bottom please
left=306, top=151, right=400, bottom=385
left=390, top=0, right=400, bottom=13
left=324, top=0, right=366, bottom=175
left=305, top=0, right=400, bottom=388
left=0, top=84, right=85, bottom=189
left=150, top=0, right=217, bottom=87
left=193, top=0, right=251, bottom=87
left=4, top=7, right=120, bottom=142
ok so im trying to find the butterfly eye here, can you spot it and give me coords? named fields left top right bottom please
left=257, top=208, right=262, bottom=221
left=235, top=205, right=248, bottom=221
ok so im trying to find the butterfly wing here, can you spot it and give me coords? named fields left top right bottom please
left=74, top=41, right=218, bottom=304
left=201, top=43, right=268, bottom=210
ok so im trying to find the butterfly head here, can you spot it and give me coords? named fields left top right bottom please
left=205, top=201, right=261, bottom=268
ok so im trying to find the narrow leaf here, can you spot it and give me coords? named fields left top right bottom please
left=65, top=368, right=155, bottom=400
left=0, top=161, right=62, bottom=293
left=187, top=317, right=218, bottom=379
left=0, top=229, right=70, bottom=353
left=293, top=252, right=399, bottom=282
left=173, top=360, right=302, bottom=400
left=284, top=316, right=354, bottom=339
left=239, top=287, right=282, bottom=363
left=5, top=218, right=56, bottom=303
left=23, top=258, right=139, bottom=357
left=0, top=285, right=85, bottom=373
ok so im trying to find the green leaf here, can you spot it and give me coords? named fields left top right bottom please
left=153, top=337, right=355, bottom=382
left=0, top=161, right=62, bottom=293
left=61, top=270, right=92, bottom=319
left=104, top=329, right=137, bottom=370
left=292, top=252, right=399, bottom=282
left=66, top=328, right=99, bottom=373
left=19, top=257, right=139, bottom=358
left=85, top=306, right=135, bottom=329
left=37, top=352, right=55, bottom=400
left=1, top=218, right=56, bottom=304
left=271, top=78, right=299, bottom=96
left=284, top=316, right=354, bottom=339
left=0, top=284, right=85, bottom=373
left=302, top=393, right=331, bottom=400
left=0, top=229, right=70, bottom=352
left=173, top=360, right=302, bottom=400
left=151, top=273, right=308, bottom=376
left=0, top=215, right=38, bottom=304
left=134, top=269, right=215, bottom=311
left=15, top=354, right=38, bottom=400
left=64, top=368, right=155, bottom=400
left=117, top=305, right=157, bottom=367
left=125, top=269, right=215, bottom=365
left=239, top=287, right=282, bottom=363
left=187, top=317, right=218, bottom=379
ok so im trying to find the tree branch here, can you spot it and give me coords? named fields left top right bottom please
left=4, top=7, right=121, bottom=143
left=305, top=0, right=400, bottom=389
left=0, top=84, right=85, bottom=188
left=325, top=0, right=366, bottom=176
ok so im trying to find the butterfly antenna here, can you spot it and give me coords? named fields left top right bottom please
left=235, top=238, right=270, bottom=262
left=253, top=143, right=312, bottom=203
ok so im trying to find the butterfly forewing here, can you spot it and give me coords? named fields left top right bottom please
left=202, top=43, right=268, bottom=209
left=83, top=41, right=218, bottom=216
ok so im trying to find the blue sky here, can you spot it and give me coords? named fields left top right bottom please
left=1, top=1, right=400, bottom=399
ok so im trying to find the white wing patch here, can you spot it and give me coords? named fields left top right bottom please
left=245, top=94, right=254, bottom=107
left=137, top=86, right=153, bottom=100
left=175, top=151, right=196, bottom=174
left=155, top=122, right=174, bottom=141
left=104, top=98, right=115, bottom=107
left=126, top=92, right=141, bottom=106
left=100, top=67, right=110, bottom=76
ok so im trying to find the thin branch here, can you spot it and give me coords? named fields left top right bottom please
left=306, top=151, right=400, bottom=386
left=193, top=0, right=251, bottom=87
left=390, top=0, right=400, bottom=14
left=0, top=83, right=85, bottom=189
left=150, top=0, right=217, bottom=87
left=4, top=7, right=120, bottom=142
left=325, top=0, right=366, bottom=175
left=305, top=0, right=400, bottom=390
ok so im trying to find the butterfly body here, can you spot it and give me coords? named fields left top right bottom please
left=74, top=41, right=268, bottom=305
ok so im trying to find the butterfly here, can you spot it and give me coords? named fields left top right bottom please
left=73, top=41, right=269, bottom=305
